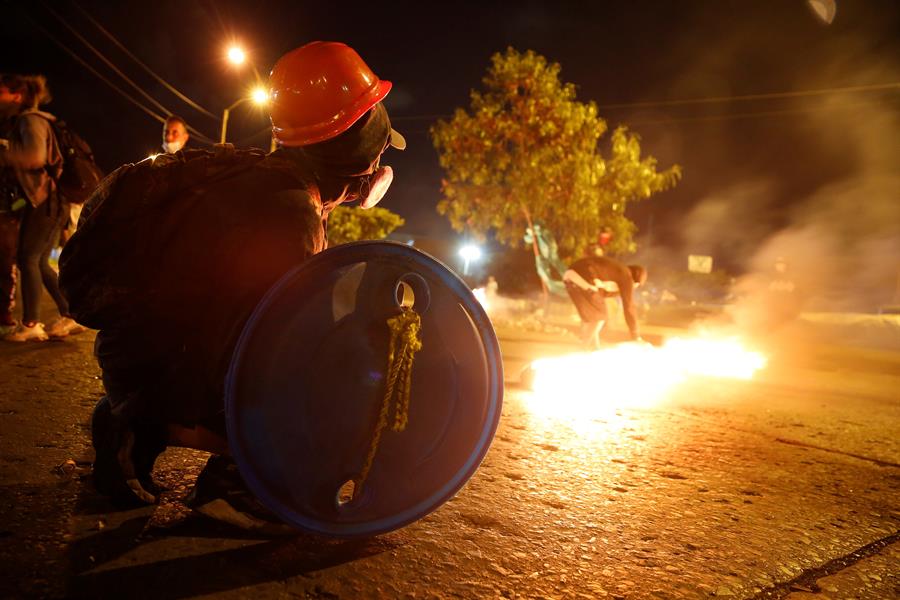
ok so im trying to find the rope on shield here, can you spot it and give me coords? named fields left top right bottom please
left=354, top=309, right=423, bottom=498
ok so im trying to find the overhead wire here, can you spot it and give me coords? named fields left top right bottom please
left=624, top=97, right=899, bottom=127
left=37, top=1, right=216, bottom=144
left=390, top=82, right=900, bottom=125
left=70, top=0, right=221, bottom=122
left=234, top=125, right=273, bottom=147
left=596, top=81, right=900, bottom=110
left=17, top=9, right=169, bottom=127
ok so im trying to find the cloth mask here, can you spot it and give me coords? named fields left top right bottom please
left=162, top=140, right=185, bottom=154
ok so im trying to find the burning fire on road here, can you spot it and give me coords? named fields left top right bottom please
left=523, top=335, right=767, bottom=419
left=473, top=287, right=490, bottom=311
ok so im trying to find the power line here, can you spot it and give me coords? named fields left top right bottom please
left=390, top=81, right=899, bottom=123
left=71, top=0, right=221, bottom=122
left=596, top=81, right=900, bottom=111
left=38, top=1, right=216, bottom=144
left=17, top=9, right=169, bottom=128
left=395, top=94, right=897, bottom=134
left=624, top=96, right=899, bottom=127
left=391, top=114, right=451, bottom=122
left=234, top=125, right=272, bottom=147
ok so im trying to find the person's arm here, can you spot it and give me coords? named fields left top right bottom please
left=619, top=278, right=641, bottom=340
left=0, top=114, right=49, bottom=170
left=592, top=278, right=620, bottom=296
left=563, top=269, right=598, bottom=291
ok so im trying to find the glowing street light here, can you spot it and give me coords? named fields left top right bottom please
left=459, top=244, right=482, bottom=276
left=250, top=87, right=269, bottom=105
left=220, top=86, right=270, bottom=144
left=227, top=46, right=246, bottom=66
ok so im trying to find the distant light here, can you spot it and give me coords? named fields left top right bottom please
left=227, top=46, right=246, bottom=65
left=459, top=245, right=482, bottom=262
left=250, top=87, right=269, bottom=105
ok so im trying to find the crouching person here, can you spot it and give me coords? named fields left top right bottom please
left=59, top=42, right=405, bottom=531
left=563, top=255, right=646, bottom=349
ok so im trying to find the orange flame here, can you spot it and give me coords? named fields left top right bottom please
left=473, top=287, right=490, bottom=312
left=526, top=336, right=766, bottom=419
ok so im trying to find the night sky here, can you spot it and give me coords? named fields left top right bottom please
left=2, top=0, right=898, bottom=272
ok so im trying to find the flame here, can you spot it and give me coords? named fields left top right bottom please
left=525, top=336, right=766, bottom=419
left=473, top=287, right=490, bottom=311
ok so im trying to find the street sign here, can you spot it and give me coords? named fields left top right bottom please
left=688, top=254, right=713, bottom=274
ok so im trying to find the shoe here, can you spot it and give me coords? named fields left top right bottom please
left=46, top=316, right=87, bottom=338
left=4, top=322, right=49, bottom=342
left=91, top=397, right=166, bottom=507
left=187, top=455, right=296, bottom=536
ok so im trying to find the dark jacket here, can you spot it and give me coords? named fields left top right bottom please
left=0, top=110, right=62, bottom=207
left=74, top=150, right=327, bottom=427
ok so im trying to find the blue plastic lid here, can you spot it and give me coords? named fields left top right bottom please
left=225, top=241, right=503, bottom=537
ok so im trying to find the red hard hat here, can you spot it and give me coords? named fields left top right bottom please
left=269, top=41, right=393, bottom=147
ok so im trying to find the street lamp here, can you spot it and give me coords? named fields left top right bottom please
left=220, top=86, right=269, bottom=144
left=225, top=43, right=262, bottom=82
left=459, top=244, right=482, bottom=276
left=227, top=46, right=246, bottom=66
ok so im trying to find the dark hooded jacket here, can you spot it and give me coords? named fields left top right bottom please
left=71, top=104, right=395, bottom=429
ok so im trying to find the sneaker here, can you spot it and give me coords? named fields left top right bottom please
left=187, top=455, right=296, bottom=536
left=4, top=322, right=49, bottom=342
left=46, top=316, right=87, bottom=338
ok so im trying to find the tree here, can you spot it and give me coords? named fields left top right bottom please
left=431, top=47, right=681, bottom=263
left=327, top=205, right=405, bottom=246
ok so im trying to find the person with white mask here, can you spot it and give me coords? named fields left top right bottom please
left=161, top=115, right=190, bottom=154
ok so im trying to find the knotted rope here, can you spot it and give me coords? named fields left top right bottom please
left=354, top=309, right=422, bottom=498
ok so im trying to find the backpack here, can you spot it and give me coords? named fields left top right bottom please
left=58, top=145, right=293, bottom=329
left=49, top=119, right=104, bottom=205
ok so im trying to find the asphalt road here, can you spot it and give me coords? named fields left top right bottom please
left=1, top=306, right=898, bottom=599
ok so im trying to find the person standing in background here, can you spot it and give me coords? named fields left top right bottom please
left=0, top=74, right=84, bottom=341
left=161, top=115, right=190, bottom=154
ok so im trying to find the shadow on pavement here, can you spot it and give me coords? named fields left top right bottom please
left=65, top=466, right=405, bottom=599
left=66, top=518, right=400, bottom=600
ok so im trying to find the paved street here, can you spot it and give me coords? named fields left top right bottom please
left=1, top=307, right=898, bottom=599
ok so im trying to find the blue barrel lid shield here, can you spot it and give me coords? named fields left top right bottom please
left=225, top=241, right=503, bottom=537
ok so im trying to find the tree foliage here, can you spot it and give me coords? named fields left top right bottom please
left=327, top=205, right=405, bottom=246
left=431, top=47, right=681, bottom=261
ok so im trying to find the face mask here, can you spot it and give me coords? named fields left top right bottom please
left=359, top=165, right=394, bottom=209
left=162, top=140, right=185, bottom=154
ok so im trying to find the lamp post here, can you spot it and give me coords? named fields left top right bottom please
left=221, top=44, right=269, bottom=145
left=220, top=87, right=269, bottom=144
